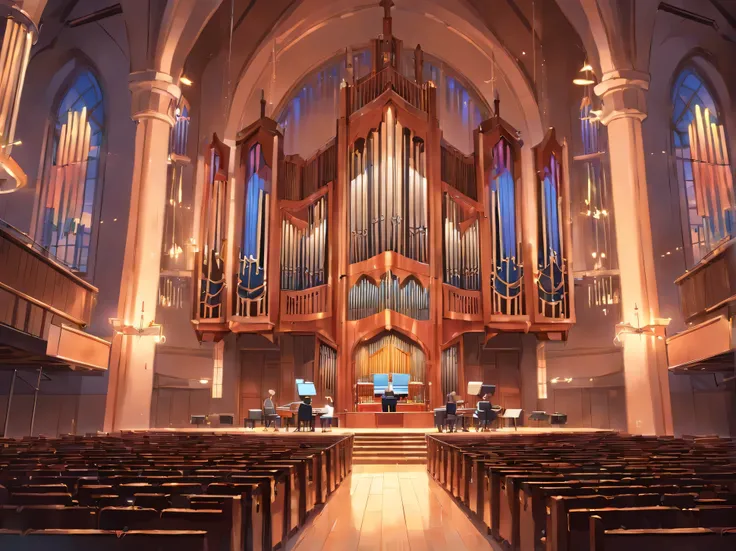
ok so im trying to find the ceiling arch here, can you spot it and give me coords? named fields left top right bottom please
left=221, top=0, right=545, bottom=144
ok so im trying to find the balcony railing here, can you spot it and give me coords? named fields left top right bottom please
left=675, top=236, right=736, bottom=323
left=350, top=66, right=431, bottom=115
left=280, top=284, right=331, bottom=322
left=443, top=284, right=482, bottom=321
left=0, top=221, right=96, bottom=330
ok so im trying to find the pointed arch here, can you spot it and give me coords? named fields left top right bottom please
left=37, top=67, right=105, bottom=272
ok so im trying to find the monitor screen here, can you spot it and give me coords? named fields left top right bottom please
left=295, top=379, right=305, bottom=384
left=297, top=382, right=317, bottom=396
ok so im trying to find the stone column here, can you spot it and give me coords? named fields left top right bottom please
left=104, top=71, right=180, bottom=431
left=595, top=71, right=673, bottom=435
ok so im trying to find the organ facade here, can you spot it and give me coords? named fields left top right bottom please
left=191, top=3, right=574, bottom=421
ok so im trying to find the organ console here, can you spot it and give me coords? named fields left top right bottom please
left=191, top=2, right=575, bottom=415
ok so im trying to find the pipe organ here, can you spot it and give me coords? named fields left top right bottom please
left=191, top=2, right=574, bottom=412
left=193, top=134, right=229, bottom=338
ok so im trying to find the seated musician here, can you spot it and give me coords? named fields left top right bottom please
left=263, top=389, right=280, bottom=430
left=474, top=393, right=494, bottom=430
left=384, top=382, right=395, bottom=397
left=321, top=396, right=334, bottom=431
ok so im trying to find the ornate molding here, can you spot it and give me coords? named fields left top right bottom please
left=128, top=70, right=181, bottom=126
left=594, top=70, right=650, bottom=125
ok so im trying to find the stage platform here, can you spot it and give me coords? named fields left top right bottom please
left=147, top=426, right=608, bottom=435
left=343, top=411, right=433, bottom=429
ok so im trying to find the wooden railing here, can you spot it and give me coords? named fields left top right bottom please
left=281, top=284, right=331, bottom=321
left=675, top=237, right=736, bottom=323
left=350, top=66, right=431, bottom=115
left=443, top=284, right=482, bottom=321
left=441, top=143, right=476, bottom=200
left=0, top=221, right=96, bottom=331
left=280, top=139, right=337, bottom=201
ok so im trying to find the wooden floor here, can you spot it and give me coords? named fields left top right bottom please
left=286, top=464, right=501, bottom=551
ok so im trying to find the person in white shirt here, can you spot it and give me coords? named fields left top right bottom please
left=321, top=396, right=334, bottom=431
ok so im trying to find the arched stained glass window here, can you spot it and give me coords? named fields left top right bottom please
left=39, top=69, right=104, bottom=273
left=672, top=67, right=734, bottom=264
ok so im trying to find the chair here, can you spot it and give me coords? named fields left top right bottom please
left=373, top=373, right=389, bottom=395
left=445, top=402, right=458, bottom=432
left=474, top=401, right=496, bottom=431
left=391, top=373, right=410, bottom=396
left=245, top=409, right=261, bottom=429
left=297, top=403, right=314, bottom=432
left=263, top=405, right=280, bottom=431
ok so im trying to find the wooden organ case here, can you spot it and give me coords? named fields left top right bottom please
left=191, top=2, right=575, bottom=419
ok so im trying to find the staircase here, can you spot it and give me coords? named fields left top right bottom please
left=352, top=432, right=428, bottom=464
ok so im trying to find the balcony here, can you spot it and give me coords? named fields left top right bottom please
left=668, top=237, right=736, bottom=374
left=0, top=220, right=109, bottom=372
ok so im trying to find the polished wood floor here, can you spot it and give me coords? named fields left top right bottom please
left=286, top=464, right=501, bottom=551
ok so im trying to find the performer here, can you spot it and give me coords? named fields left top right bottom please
left=321, top=396, right=334, bottom=431
left=384, top=382, right=395, bottom=397
left=263, top=389, right=279, bottom=430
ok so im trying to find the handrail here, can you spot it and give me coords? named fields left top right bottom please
left=0, top=280, right=87, bottom=327
left=0, top=219, right=98, bottom=292
left=350, top=66, right=430, bottom=115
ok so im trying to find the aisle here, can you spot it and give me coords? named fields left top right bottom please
left=286, top=464, right=500, bottom=551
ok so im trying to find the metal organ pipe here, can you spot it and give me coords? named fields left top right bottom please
left=349, top=106, right=428, bottom=264
left=347, top=271, right=429, bottom=320
left=280, top=196, right=327, bottom=291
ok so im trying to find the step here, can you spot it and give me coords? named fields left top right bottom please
left=354, top=443, right=427, bottom=449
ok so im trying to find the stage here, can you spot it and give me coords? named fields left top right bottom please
left=342, top=411, right=433, bottom=429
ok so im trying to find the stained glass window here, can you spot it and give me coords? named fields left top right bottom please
left=39, top=69, right=104, bottom=273
left=671, top=68, right=732, bottom=264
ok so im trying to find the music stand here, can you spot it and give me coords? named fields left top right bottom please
left=501, top=408, right=523, bottom=431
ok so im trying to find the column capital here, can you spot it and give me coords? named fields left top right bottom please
left=594, top=70, right=650, bottom=125
left=128, top=70, right=181, bottom=127
left=0, top=1, right=39, bottom=37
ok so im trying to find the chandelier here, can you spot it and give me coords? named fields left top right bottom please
left=109, top=302, right=166, bottom=343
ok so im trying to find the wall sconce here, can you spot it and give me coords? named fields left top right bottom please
left=573, top=63, right=596, bottom=86
left=110, top=302, right=166, bottom=343
left=614, top=304, right=669, bottom=346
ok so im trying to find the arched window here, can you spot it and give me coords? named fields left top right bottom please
left=39, top=69, right=104, bottom=273
left=672, top=67, right=734, bottom=264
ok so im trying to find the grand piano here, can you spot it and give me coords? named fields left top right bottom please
left=275, top=381, right=328, bottom=430
left=435, top=381, right=501, bottom=432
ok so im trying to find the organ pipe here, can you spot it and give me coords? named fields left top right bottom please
left=0, top=8, right=35, bottom=157
left=689, top=104, right=735, bottom=244
left=198, top=135, right=229, bottom=320
left=43, top=107, right=92, bottom=268
left=348, top=271, right=429, bottom=320
left=318, top=343, right=337, bottom=397
left=281, top=196, right=327, bottom=291
left=443, top=194, right=480, bottom=290
left=354, top=331, right=425, bottom=384
left=349, top=106, right=428, bottom=263
left=441, top=345, right=459, bottom=399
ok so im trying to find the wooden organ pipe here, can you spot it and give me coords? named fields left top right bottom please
left=349, top=106, right=427, bottom=263
left=354, top=331, right=426, bottom=384
left=348, top=271, right=429, bottom=320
